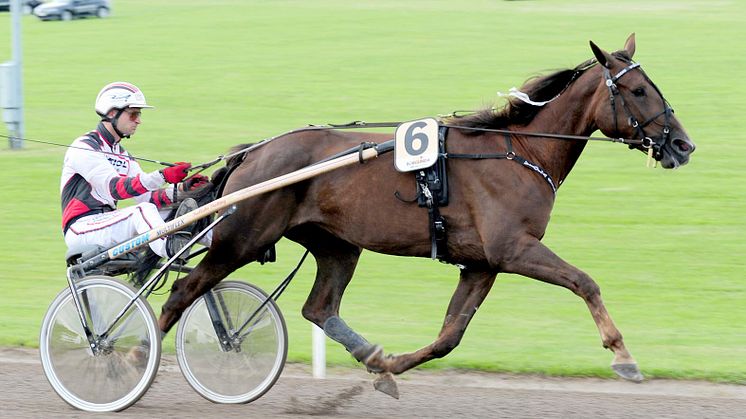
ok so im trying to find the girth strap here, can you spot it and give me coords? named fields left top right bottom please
left=416, top=126, right=450, bottom=260
left=415, top=169, right=448, bottom=260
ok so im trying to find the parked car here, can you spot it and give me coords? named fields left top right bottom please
left=33, top=0, right=110, bottom=21
left=23, top=0, right=43, bottom=14
left=0, top=0, right=43, bottom=13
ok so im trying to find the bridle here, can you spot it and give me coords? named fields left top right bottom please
left=601, top=61, right=674, bottom=161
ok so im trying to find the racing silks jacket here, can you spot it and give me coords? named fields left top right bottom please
left=60, top=123, right=172, bottom=233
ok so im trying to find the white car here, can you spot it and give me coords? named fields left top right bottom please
left=33, top=0, right=110, bottom=21
left=0, top=0, right=44, bottom=14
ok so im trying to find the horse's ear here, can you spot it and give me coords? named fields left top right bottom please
left=590, top=40, right=613, bottom=68
left=623, top=33, right=636, bottom=58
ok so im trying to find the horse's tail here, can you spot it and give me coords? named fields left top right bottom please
left=213, top=142, right=277, bottom=264
left=129, top=247, right=162, bottom=289
left=210, top=166, right=229, bottom=190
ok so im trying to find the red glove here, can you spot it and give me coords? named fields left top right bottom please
left=161, top=162, right=191, bottom=184
left=183, top=173, right=209, bottom=190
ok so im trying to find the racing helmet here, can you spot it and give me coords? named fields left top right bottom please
left=94, top=82, right=154, bottom=117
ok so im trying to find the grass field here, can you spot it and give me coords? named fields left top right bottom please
left=1, top=0, right=744, bottom=382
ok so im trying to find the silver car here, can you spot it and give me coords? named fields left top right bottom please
left=33, top=0, right=110, bottom=21
left=0, top=0, right=44, bottom=13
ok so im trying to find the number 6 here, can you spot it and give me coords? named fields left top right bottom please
left=404, top=121, right=429, bottom=155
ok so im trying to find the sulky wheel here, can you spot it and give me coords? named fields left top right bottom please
left=39, top=276, right=161, bottom=412
left=176, top=280, right=288, bottom=404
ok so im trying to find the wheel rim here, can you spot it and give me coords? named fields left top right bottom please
left=176, top=281, right=287, bottom=403
left=97, top=8, right=108, bottom=18
left=39, top=278, right=160, bottom=412
left=61, top=11, right=72, bottom=20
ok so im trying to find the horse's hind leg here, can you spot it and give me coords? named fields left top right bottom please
left=291, top=229, right=376, bottom=359
left=501, top=237, right=643, bottom=382
left=295, top=230, right=407, bottom=396
left=362, top=268, right=497, bottom=376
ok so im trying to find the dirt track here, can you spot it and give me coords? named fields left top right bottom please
left=2, top=347, right=745, bottom=418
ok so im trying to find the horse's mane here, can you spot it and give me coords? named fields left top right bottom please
left=449, top=51, right=631, bottom=131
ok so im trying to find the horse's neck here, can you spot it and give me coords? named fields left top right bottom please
left=516, top=74, right=600, bottom=187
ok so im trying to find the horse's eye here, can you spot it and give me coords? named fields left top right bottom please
left=632, top=87, right=646, bottom=97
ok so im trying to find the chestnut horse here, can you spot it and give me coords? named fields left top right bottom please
left=159, top=34, right=695, bottom=392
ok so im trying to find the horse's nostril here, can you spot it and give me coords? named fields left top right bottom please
left=673, top=139, right=692, bottom=153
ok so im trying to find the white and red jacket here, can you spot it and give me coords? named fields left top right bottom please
left=60, top=123, right=172, bottom=233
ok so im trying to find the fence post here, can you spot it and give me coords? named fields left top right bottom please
left=2, top=0, right=24, bottom=149
left=312, top=324, right=326, bottom=378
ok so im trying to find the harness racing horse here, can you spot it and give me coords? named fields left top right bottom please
left=159, top=34, right=695, bottom=395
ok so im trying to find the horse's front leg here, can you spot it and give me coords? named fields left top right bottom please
left=364, top=268, right=497, bottom=375
left=501, top=236, right=643, bottom=382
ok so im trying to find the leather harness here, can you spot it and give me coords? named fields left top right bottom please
left=402, top=127, right=556, bottom=263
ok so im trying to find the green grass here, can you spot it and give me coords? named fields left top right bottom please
left=1, top=0, right=745, bottom=383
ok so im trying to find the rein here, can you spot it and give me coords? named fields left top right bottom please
left=0, top=133, right=180, bottom=167
left=1, top=116, right=653, bottom=188
left=219, top=118, right=648, bottom=167
left=3, top=121, right=644, bottom=173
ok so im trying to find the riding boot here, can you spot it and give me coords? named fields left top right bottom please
left=166, top=198, right=199, bottom=262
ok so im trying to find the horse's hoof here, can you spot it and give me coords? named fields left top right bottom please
left=612, top=363, right=644, bottom=382
left=373, top=372, right=399, bottom=399
left=125, top=344, right=149, bottom=369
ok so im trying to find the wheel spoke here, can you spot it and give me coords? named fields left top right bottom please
left=176, top=281, right=287, bottom=403
left=39, top=277, right=160, bottom=412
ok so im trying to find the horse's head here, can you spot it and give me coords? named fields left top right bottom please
left=589, top=34, right=695, bottom=168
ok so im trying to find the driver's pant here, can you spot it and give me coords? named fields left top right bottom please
left=65, top=203, right=169, bottom=257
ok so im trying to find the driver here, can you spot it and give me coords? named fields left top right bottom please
left=61, top=82, right=209, bottom=261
